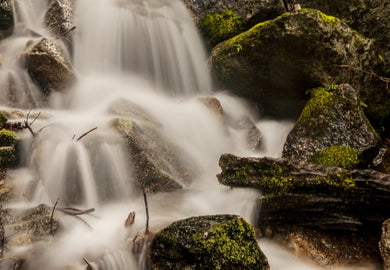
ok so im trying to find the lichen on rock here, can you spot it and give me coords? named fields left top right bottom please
left=149, top=215, right=269, bottom=270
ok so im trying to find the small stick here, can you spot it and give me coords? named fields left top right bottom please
left=29, top=112, right=41, bottom=126
left=82, top=256, right=94, bottom=270
left=336, top=64, right=390, bottom=89
left=142, top=184, right=150, bottom=235
left=57, top=207, right=95, bottom=216
left=0, top=257, right=21, bottom=262
left=50, top=198, right=60, bottom=237
left=76, top=127, right=98, bottom=141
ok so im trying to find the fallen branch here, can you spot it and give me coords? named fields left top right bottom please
left=50, top=198, right=60, bottom=237
left=0, top=257, right=21, bottom=262
left=57, top=207, right=95, bottom=216
left=337, top=64, right=390, bottom=89
left=76, top=127, right=98, bottom=141
left=142, top=184, right=150, bottom=235
left=82, top=256, right=94, bottom=270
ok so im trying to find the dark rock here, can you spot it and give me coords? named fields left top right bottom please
left=149, top=215, right=269, bottom=270
left=235, top=117, right=263, bottom=152
left=44, top=0, right=75, bottom=37
left=380, top=219, right=390, bottom=270
left=183, top=0, right=285, bottom=23
left=0, top=0, right=13, bottom=40
left=21, top=38, right=76, bottom=93
left=113, top=118, right=193, bottom=193
left=210, top=9, right=387, bottom=120
left=282, top=84, right=379, bottom=162
left=358, top=140, right=390, bottom=174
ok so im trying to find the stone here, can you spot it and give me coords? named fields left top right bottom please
left=44, top=0, right=75, bottom=37
left=210, top=9, right=387, bottom=120
left=113, top=118, right=193, bottom=193
left=149, top=215, right=269, bottom=269
left=0, top=0, right=13, bottom=40
left=282, top=84, right=379, bottom=162
left=21, top=38, right=76, bottom=93
left=198, top=96, right=223, bottom=119
left=380, top=219, right=390, bottom=270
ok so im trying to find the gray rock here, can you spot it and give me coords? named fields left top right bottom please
left=113, top=118, right=193, bottom=193
left=0, top=0, right=13, bottom=40
left=149, top=215, right=269, bottom=270
left=380, top=219, right=390, bottom=270
left=44, top=0, right=75, bottom=37
left=282, top=84, right=379, bottom=162
left=21, top=38, right=76, bottom=93
left=210, top=9, right=386, bottom=120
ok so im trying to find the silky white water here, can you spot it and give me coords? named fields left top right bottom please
left=0, top=0, right=376, bottom=269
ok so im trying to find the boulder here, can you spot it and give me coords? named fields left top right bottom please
left=210, top=9, right=387, bottom=120
left=113, top=118, right=193, bottom=193
left=0, top=0, right=13, bottom=40
left=282, top=84, right=379, bottom=162
left=21, top=38, right=76, bottom=93
left=183, top=0, right=285, bottom=23
left=380, top=219, right=390, bottom=270
left=44, top=0, right=75, bottom=37
left=149, top=215, right=269, bottom=270
left=198, top=96, right=223, bottom=119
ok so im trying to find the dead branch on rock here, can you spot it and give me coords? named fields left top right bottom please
left=24, top=109, right=36, bottom=137
left=142, top=184, right=150, bottom=235
left=82, top=256, right=94, bottom=270
left=56, top=207, right=95, bottom=229
left=50, top=198, right=59, bottom=237
left=337, top=64, right=390, bottom=89
left=76, top=127, right=98, bottom=141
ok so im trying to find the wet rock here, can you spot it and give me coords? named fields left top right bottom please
left=149, top=215, right=269, bottom=270
left=198, top=96, right=223, bottom=119
left=358, top=140, right=390, bottom=174
left=44, top=0, right=75, bottom=37
left=0, top=0, right=13, bottom=40
left=21, top=38, right=76, bottom=93
left=282, top=84, right=379, bottom=162
left=113, top=118, right=193, bottom=193
left=263, top=224, right=381, bottom=268
left=235, top=117, right=263, bottom=152
left=210, top=9, right=386, bottom=120
left=380, top=219, right=390, bottom=270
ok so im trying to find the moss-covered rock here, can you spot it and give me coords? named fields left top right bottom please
left=282, top=84, right=379, bottom=162
left=210, top=9, right=388, bottom=120
left=149, top=215, right=269, bottom=270
left=21, top=38, right=76, bottom=93
left=308, top=145, right=360, bottom=170
left=0, top=0, right=13, bottom=40
left=199, top=10, right=246, bottom=47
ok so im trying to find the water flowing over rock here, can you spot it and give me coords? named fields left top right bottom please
left=210, top=9, right=387, bottom=120
left=113, top=118, right=193, bottom=193
left=21, top=38, right=76, bottom=93
left=0, top=0, right=13, bottom=40
left=282, top=84, right=379, bottom=162
left=44, top=0, right=75, bottom=37
left=380, top=219, right=390, bottom=270
left=149, top=215, right=270, bottom=270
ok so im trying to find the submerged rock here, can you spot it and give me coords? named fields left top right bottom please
left=282, top=84, right=379, bottom=162
left=113, top=118, right=193, bottom=193
left=0, top=0, right=13, bottom=40
left=149, top=215, right=269, bottom=270
left=44, top=0, right=75, bottom=37
left=380, top=219, right=390, bottom=270
left=210, top=9, right=386, bottom=120
left=21, top=38, right=76, bottom=93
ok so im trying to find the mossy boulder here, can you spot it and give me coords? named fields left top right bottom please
left=0, top=129, right=17, bottom=169
left=210, top=9, right=387, bottom=120
left=282, top=84, right=379, bottom=162
left=149, top=215, right=269, bottom=270
left=199, top=10, right=246, bottom=48
left=0, top=0, right=13, bottom=40
left=21, top=38, right=76, bottom=93
left=44, top=0, right=75, bottom=37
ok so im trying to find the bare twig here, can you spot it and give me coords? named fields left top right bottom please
left=57, top=207, right=95, bottom=216
left=29, top=112, right=41, bottom=126
left=76, top=127, right=98, bottom=141
left=0, top=257, right=21, bottom=262
left=24, top=109, right=35, bottom=136
left=142, top=184, right=150, bottom=235
left=336, top=64, right=390, bottom=89
left=50, top=198, right=60, bottom=237
left=82, top=256, right=94, bottom=270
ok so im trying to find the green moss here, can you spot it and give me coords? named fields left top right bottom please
left=0, top=130, right=16, bottom=147
left=192, top=218, right=261, bottom=269
left=0, top=146, right=16, bottom=169
left=298, top=87, right=335, bottom=124
left=0, top=112, right=7, bottom=126
left=199, top=10, right=246, bottom=47
left=318, top=12, right=340, bottom=27
left=308, top=145, right=360, bottom=170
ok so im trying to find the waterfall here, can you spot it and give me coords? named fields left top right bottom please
left=0, top=0, right=352, bottom=270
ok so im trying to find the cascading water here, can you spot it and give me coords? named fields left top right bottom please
left=0, top=0, right=376, bottom=269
